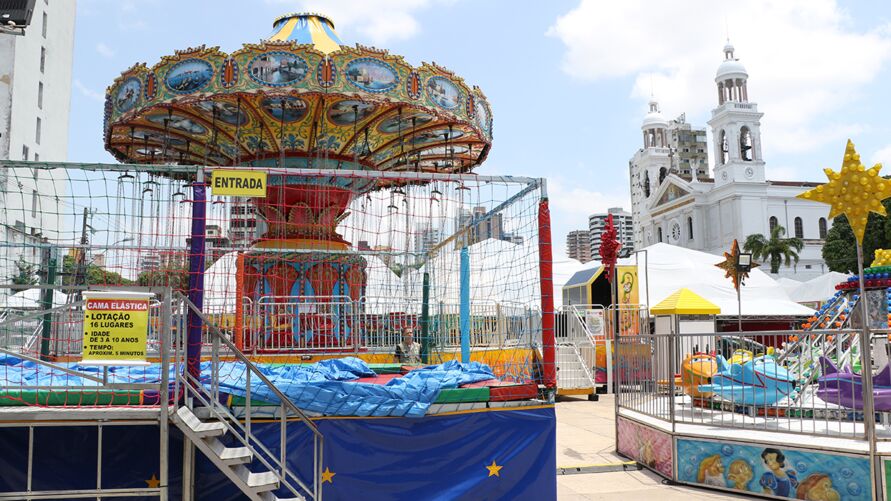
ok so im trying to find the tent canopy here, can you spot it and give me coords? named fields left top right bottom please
left=2, top=288, right=69, bottom=309
left=630, top=243, right=813, bottom=317
left=651, top=288, right=721, bottom=316
left=560, top=243, right=814, bottom=317
left=789, top=272, right=849, bottom=303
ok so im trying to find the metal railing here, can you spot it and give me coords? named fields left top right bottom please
left=176, top=295, right=323, bottom=500
left=615, top=328, right=891, bottom=441
left=238, top=294, right=541, bottom=356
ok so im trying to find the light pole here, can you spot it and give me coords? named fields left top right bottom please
left=735, top=252, right=753, bottom=332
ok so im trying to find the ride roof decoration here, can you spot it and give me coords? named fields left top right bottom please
left=103, top=13, right=493, bottom=176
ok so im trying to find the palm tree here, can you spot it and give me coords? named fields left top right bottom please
left=743, top=225, right=804, bottom=274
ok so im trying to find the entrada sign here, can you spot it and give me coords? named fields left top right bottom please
left=210, top=170, right=267, bottom=197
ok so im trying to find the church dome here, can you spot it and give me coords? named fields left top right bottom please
left=641, top=100, right=668, bottom=129
left=715, top=42, right=748, bottom=81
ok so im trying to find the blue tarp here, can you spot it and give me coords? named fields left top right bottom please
left=0, top=355, right=495, bottom=417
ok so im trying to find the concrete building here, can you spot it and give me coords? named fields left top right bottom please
left=413, top=225, right=442, bottom=254
left=566, top=230, right=593, bottom=263
left=455, top=206, right=523, bottom=248
left=228, top=201, right=261, bottom=247
left=590, top=208, right=633, bottom=258
left=629, top=42, right=830, bottom=280
left=0, top=1, right=76, bottom=299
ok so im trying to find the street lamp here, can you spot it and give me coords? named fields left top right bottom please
left=735, top=252, right=753, bottom=331
left=736, top=252, right=753, bottom=273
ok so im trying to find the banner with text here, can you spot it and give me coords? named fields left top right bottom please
left=82, top=291, right=153, bottom=365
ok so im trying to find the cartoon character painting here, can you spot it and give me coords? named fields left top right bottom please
left=615, top=418, right=672, bottom=478
left=760, top=448, right=799, bottom=497
left=677, top=439, right=870, bottom=500
left=796, top=474, right=840, bottom=501
left=727, top=459, right=753, bottom=491
left=697, top=455, right=726, bottom=487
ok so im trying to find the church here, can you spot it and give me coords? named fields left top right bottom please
left=628, top=42, right=831, bottom=280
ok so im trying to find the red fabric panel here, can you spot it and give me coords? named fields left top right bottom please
left=538, top=198, right=556, bottom=388
left=354, top=374, right=403, bottom=385
left=461, top=379, right=538, bottom=401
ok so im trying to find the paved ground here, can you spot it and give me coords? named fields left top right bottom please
left=555, top=394, right=749, bottom=500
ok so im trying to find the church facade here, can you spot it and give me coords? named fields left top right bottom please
left=629, top=43, right=831, bottom=280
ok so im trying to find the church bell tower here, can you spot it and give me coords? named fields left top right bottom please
left=707, top=42, right=765, bottom=186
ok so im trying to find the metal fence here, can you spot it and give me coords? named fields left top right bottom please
left=615, top=327, right=891, bottom=441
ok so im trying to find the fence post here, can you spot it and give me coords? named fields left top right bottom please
left=537, top=194, right=556, bottom=389
left=186, top=170, right=207, bottom=380
left=460, top=247, right=470, bottom=363
left=38, top=245, right=57, bottom=361
left=421, top=272, right=430, bottom=364
left=159, top=287, right=171, bottom=501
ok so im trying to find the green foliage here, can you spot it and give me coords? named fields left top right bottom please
left=822, top=202, right=891, bottom=273
left=9, top=256, right=38, bottom=286
left=137, top=267, right=189, bottom=295
left=743, top=225, right=804, bottom=274
left=61, top=255, right=133, bottom=287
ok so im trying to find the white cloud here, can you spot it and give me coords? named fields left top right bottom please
left=74, top=79, right=105, bottom=102
left=872, top=144, right=891, bottom=168
left=265, top=0, right=434, bottom=45
left=548, top=0, right=891, bottom=157
left=95, top=43, right=115, bottom=58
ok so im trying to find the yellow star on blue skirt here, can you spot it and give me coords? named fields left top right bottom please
left=486, top=460, right=503, bottom=477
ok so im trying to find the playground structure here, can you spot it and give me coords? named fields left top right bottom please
left=0, top=12, right=556, bottom=501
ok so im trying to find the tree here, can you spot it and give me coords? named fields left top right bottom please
left=822, top=205, right=891, bottom=273
left=137, top=267, right=189, bottom=295
left=9, top=256, right=38, bottom=287
left=60, top=255, right=134, bottom=290
left=743, top=225, right=804, bottom=274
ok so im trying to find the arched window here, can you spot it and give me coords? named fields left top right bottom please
left=740, top=126, right=753, bottom=161
left=769, top=216, right=778, bottom=233
left=720, top=130, right=729, bottom=165
left=657, top=227, right=663, bottom=243
left=794, top=217, right=803, bottom=238
left=643, top=171, right=651, bottom=198
left=819, top=217, right=827, bottom=239
left=659, top=167, right=667, bottom=184
left=687, top=216, right=694, bottom=240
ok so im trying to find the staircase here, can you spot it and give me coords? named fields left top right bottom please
left=172, top=406, right=302, bottom=501
left=171, top=297, right=322, bottom=501
left=556, top=342, right=597, bottom=399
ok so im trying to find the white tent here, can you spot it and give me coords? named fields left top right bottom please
left=775, top=277, right=802, bottom=296
left=627, top=243, right=814, bottom=317
left=2, top=288, right=69, bottom=309
left=789, top=272, right=849, bottom=304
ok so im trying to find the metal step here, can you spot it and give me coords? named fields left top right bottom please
left=206, top=436, right=253, bottom=466
left=234, top=465, right=280, bottom=493
left=176, top=406, right=226, bottom=438
left=260, top=492, right=305, bottom=501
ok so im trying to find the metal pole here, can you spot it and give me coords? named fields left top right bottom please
left=459, top=247, right=470, bottom=363
left=38, top=245, right=56, bottom=361
left=855, top=243, right=877, bottom=499
left=421, top=272, right=430, bottom=364
left=159, top=288, right=171, bottom=501
left=737, top=283, right=742, bottom=332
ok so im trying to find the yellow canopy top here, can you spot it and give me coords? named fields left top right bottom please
left=650, top=288, right=721, bottom=315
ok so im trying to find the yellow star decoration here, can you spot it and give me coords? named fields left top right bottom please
left=714, top=239, right=758, bottom=291
left=486, top=460, right=503, bottom=477
left=873, top=249, right=891, bottom=267
left=145, top=473, right=160, bottom=488
left=798, top=139, right=891, bottom=244
left=321, top=467, right=336, bottom=484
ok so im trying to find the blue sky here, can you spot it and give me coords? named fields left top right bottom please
left=69, top=0, right=891, bottom=260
